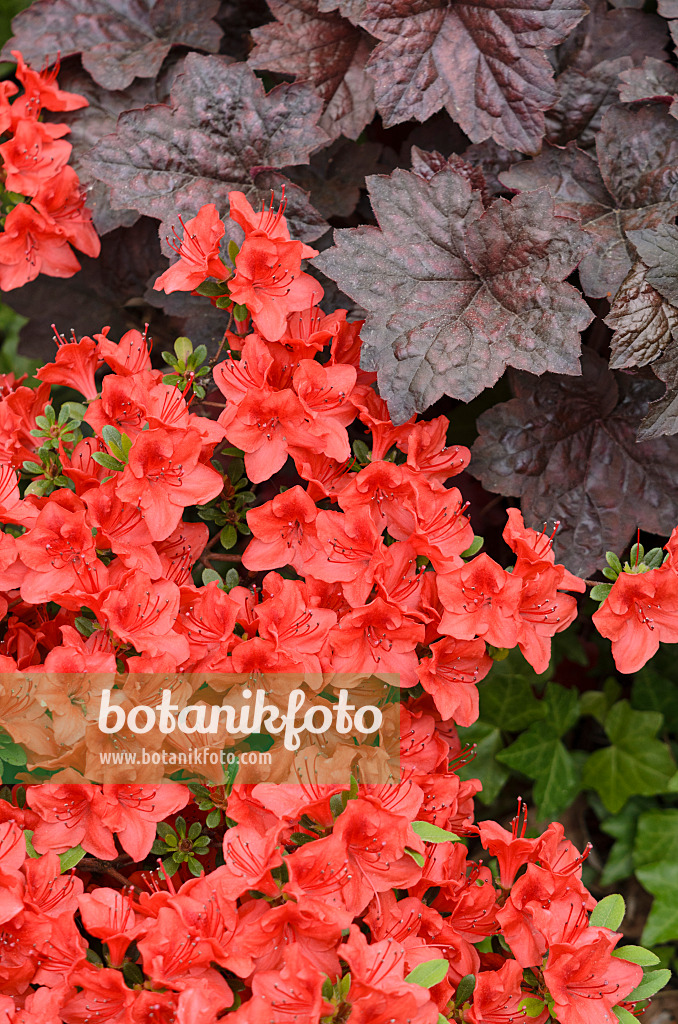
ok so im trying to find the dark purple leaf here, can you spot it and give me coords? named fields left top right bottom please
left=84, top=56, right=328, bottom=255
left=544, top=4, right=667, bottom=147
left=605, top=261, right=678, bottom=371
left=658, top=0, right=678, bottom=49
left=639, top=345, right=678, bottom=440
left=618, top=58, right=678, bottom=118
left=316, top=167, right=592, bottom=422
left=317, top=0, right=367, bottom=21
left=410, top=147, right=488, bottom=205
left=462, top=139, right=523, bottom=197
left=48, top=63, right=160, bottom=235
left=2, top=0, right=223, bottom=91
left=500, top=106, right=678, bottom=299
left=249, top=0, right=375, bottom=141
left=470, top=350, right=678, bottom=576
left=216, top=0, right=272, bottom=61
left=626, top=224, right=678, bottom=307
left=287, top=139, right=390, bottom=221
left=352, top=0, right=588, bottom=154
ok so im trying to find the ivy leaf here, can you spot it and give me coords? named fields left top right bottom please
left=86, top=56, right=328, bottom=256
left=1, top=0, right=223, bottom=91
left=317, top=167, right=592, bottom=422
left=501, top=105, right=678, bottom=299
left=475, top=653, right=547, bottom=732
left=471, top=350, right=678, bottom=576
left=249, top=0, right=375, bottom=141
left=497, top=724, right=580, bottom=820
left=635, top=861, right=678, bottom=944
left=599, top=798, right=645, bottom=887
left=455, top=721, right=509, bottom=805
left=618, top=57, right=678, bottom=118
left=581, top=701, right=676, bottom=813
left=633, top=809, right=678, bottom=870
left=632, top=656, right=678, bottom=733
left=354, top=0, right=588, bottom=154
left=544, top=1, right=667, bottom=149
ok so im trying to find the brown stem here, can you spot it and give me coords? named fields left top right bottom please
left=209, top=312, right=234, bottom=367
left=79, top=858, right=137, bottom=891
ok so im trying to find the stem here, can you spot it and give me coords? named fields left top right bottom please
left=79, top=858, right=137, bottom=891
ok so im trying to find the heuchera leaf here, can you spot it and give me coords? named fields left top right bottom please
left=658, top=0, right=678, bottom=50
left=85, top=55, right=328, bottom=256
left=249, top=0, right=375, bottom=141
left=544, top=1, right=668, bottom=148
left=618, top=57, right=678, bottom=118
left=316, top=167, right=592, bottom=422
left=501, top=105, right=678, bottom=299
left=470, top=350, right=678, bottom=576
left=1, top=0, right=223, bottom=91
left=353, top=0, right=588, bottom=154
left=605, top=262, right=678, bottom=372
left=49, top=62, right=158, bottom=235
left=639, top=344, right=678, bottom=441
left=287, top=139, right=391, bottom=221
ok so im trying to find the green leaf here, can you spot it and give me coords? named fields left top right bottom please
left=589, top=893, right=625, bottom=930
left=220, top=524, right=237, bottom=550
left=228, top=240, right=240, bottom=264
left=519, top=998, right=546, bottom=1018
left=188, top=820, right=202, bottom=841
left=581, top=702, right=676, bottom=813
left=605, top=551, right=622, bottom=574
left=202, top=568, right=223, bottom=586
left=590, top=583, right=613, bottom=604
left=195, top=280, right=229, bottom=297
left=477, top=673, right=545, bottom=733
left=352, top=439, right=371, bottom=464
left=454, top=974, right=475, bottom=1007
left=411, top=821, right=460, bottom=843
left=612, top=946, right=661, bottom=967
left=627, top=969, right=671, bottom=1001
left=632, top=658, right=678, bottom=733
left=633, top=809, right=678, bottom=868
left=23, top=830, right=39, bottom=858
left=0, top=742, right=26, bottom=766
left=206, top=808, right=221, bottom=828
left=600, top=798, right=645, bottom=887
left=59, top=845, right=86, bottom=872
left=224, top=568, right=239, bottom=591
left=405, top=959, right=449, bottom=988
left=156, top=821, right=176, bottom=841
left=613, top=1008, right=638, bottom=1024
left=174, top=337, right=193, bottom=363
left=456, top=722, right=509, bottom=805
left=233, top=303, right=249, bottom=321
left=636, top=861, right=678, bottom=944
left=542, top=683, right=580, bottom=737
left=187, top=856, right=204, bottom=876
left=404, top=847, right=425, bottom=867
left=460, top=535, right=483, bottom=559
left=497, top=725, right=580, bottom=820
left=91, top=452, right=125, bottom=472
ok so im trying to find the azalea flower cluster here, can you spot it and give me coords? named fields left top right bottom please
left=0, top=736, right=651, bottom=1024
left=0, top=188, right=668, bottom=1023
left=0, top=52, right=99, bottom=291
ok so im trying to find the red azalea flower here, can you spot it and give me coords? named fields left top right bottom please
left=154, top=204, right=229, bottom=294
left=592, top=564, right=678, bottom=673
left=0, top=204, right=81, bottom=290
left=35, top=329, right=100, bottom=399
left=437, top=553, right=523, bottom=648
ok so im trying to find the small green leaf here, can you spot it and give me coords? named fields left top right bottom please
left=411, top=821, right=461, bottom=843
left=228, top=240, right=240, bottom=264
left=188, top=821, right=202, bottom=841
left=202, top=568, right=223, bottom=586
left=174, top=337, right=193, bottom=363
left=206, top=808, right=221, bottom=828
left=352, top=439, right=371, bottom=463
left=612, top=946, right=661, bottom=967
left=220, top=524, right=237, bottom=550
left=454, top=974, right=475, bottom=1007
left=187, top=856, right=204, bottom=876
left=460, top=535, right=483, bottom=559
left=519, top=998, right=546, bottom=1018
left=405, top=959, right=449, bottom=988
left=589, top=893, right=625, bottom=931
left=59, top=845, right=86, bottom=872
left=233, top=302, right=249, bottom=321
left=23, top=830, right=39, bottom=858
left=627, top=969, right=671, bottom=1001
left=614, top=1007, right=639, bottom=1024
left=0, top=742, right=26, bottom=766
left=91, top=452, right=125, bottom=472
left=404, top=847, right=425, bottom=867
left=590, top=583, right=613, bottom=604
left=605, top=551, right=622, bottom=574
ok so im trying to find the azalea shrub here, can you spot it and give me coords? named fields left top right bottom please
left=0, top=3, right=676, bottom=1023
